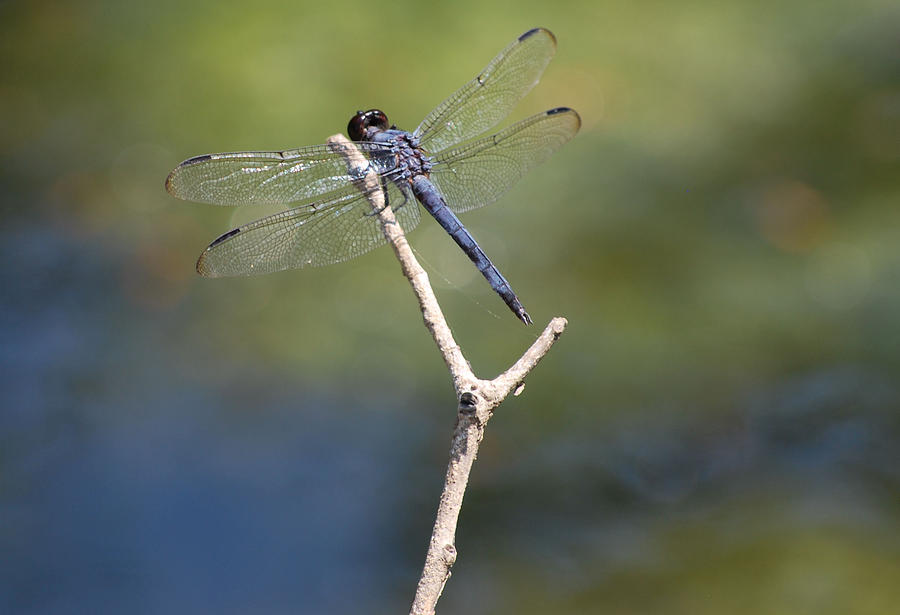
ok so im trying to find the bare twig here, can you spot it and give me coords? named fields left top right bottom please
left=326, top=134, right=568, bottom=615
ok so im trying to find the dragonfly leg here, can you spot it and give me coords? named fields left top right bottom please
left=363, top=179, right=411, bottom=217
left=391, top=186, right=412, bottom=212
left=360, top=177, right=392, bottom=217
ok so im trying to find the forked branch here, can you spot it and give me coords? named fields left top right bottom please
left=326, top=134, right=567, bottom=615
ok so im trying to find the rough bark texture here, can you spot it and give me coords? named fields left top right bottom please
left=327, top=134, right=567, bottom=615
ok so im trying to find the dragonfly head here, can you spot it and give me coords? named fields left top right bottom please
left=348, top=109, right=389, bottom=142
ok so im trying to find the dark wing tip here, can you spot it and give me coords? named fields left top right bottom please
left=546, top=107, right=582, bottom=131
left=208, top=227, right=241, bottom=249
left=519, top=27, right=556, bottom=46
left=196, top=227, right=241, bottom=276
left=165, top=154, right=213, bottom=197
left=181, top=154, right=213, bottom=166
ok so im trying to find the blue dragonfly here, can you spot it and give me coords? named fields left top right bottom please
left=166, top=27, right=580, bottom=324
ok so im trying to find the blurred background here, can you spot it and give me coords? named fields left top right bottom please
left=2, top=0, right=899, bottom=613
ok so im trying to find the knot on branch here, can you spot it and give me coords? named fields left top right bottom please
left=458, top=392, right=478, bottom=414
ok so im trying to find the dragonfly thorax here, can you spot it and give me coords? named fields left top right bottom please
left=384, top=130, right=433, bottom=180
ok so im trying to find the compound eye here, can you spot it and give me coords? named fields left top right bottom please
left=366, top=110, right=389, bottom=131
left=347, top=109, right=389, bottom=141
left=347, top=111, right=366, bottom=141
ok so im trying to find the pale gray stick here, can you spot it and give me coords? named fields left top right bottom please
left=326, top=134, right=568, bottom=615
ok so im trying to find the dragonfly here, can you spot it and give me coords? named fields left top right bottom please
left=166, top=27, right=580, bottom=325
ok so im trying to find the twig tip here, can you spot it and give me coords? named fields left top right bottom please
left=550, top=317, right=568, bottom=336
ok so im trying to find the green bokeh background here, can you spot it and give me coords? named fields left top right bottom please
left=2, top=0, right=898, bottom=613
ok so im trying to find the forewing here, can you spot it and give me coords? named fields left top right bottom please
left=166, top=143, right=396, bottom=206
left=428, top=108, right=580, bottom=214
left=196, top=180, right=420, bottom=276
left=415, top=28, right=557, bottom=153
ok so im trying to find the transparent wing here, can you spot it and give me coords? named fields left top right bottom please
left=428, top=108, right=581, bottom=214
left=414, top=27, right=557, bottom=153
left=165, top=142, right=397, bottom=206
left=196, top=179, right=421, bottom=276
